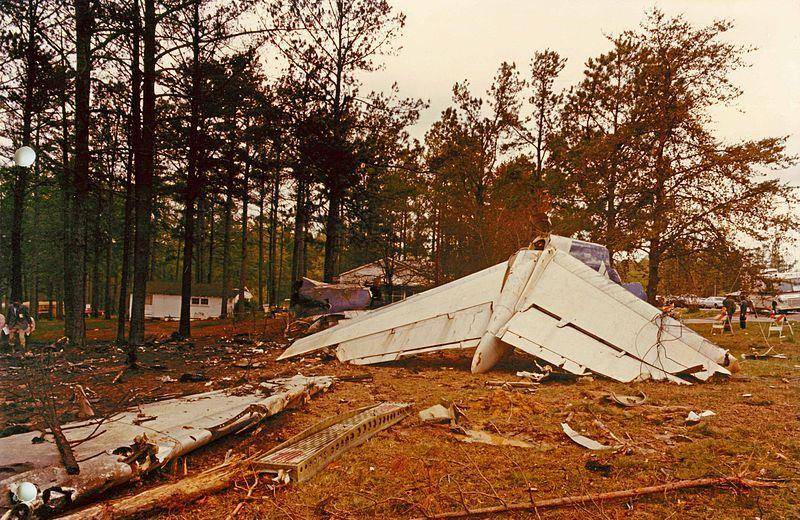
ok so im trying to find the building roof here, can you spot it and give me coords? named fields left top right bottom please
left=146, top=281, right=249, bottom=298
left=337, top=257, right=434, bottom=287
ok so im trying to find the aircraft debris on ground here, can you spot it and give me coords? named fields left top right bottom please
left=0, top=375, right=332, bottom=518
left=254, top=402, right=411, bottom=483
left=561, top=423, right=621, bottom=451
left=685, top=410, right=716, bottom=424
left=296, top=277, right=371, bottom=315
left=605, top=391, right=647, bottom=407
left=279, top=235, right=736, bottom=384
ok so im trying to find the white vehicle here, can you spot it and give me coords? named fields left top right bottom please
left=752, top=270, right=800, bottom=313
left=698, top=296, right=725, bottom=309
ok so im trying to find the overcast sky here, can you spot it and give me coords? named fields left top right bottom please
left=360, top=0, right=799, bottom=255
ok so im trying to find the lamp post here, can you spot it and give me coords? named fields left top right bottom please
left=8, top=145, right=36, bottom=303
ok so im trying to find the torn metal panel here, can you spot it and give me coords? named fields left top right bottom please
left=561, top=423, right=620, bottom=451
left=255, top=402, right=411, bottom=483
left=278, top=235, right=733, bottom=384
left=418, top=404, right=454, bottom=423
left=685, top=410, right=716, bottom=424
left=0, top=375, right=333, bottom=517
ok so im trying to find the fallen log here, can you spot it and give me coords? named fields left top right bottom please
left=48, top=420, right=80, bottom=476
left=420, top=477, right=779, bottom=519
left=56, top=454, right=256, bottom=520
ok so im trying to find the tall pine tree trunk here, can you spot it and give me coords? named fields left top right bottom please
left=257, top=184, right=264, bottom=309
left=117, top=137, right=134, bottom=341
left=91, top=188, right=101, bottom=318
left=646, top=242, right=661, bottom=305
left=117, top=0, right=139, bottom=343
left=104, top=186, right=113, bottom=319
left=178, top=0, right=202, bottom=338
left=289, top=177, right=305, bottom=305
left=277, top=224, right=285, bottom=301
left=10, top=0, right=37, bottom=303
left=59, top=81, right=74, bottom=338
left=69, top=0, right=92, bottom=348
left=30, top=189, right=40, bottom=320
left=195, top=195, right=205, bottom=283
left=129, top=0, right=156, bottom=349
left=322, top=187, right=341, bottom=282
left=207, top=199, right=215, bottom=283
left=268, top=152, right=280, bottom=307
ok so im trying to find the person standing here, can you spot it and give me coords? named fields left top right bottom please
left=0, top=312, right=6, bottom=353
left=739, top=297, right=749, bottom=330
left=6, top=300, right=34, bottom=351
left=722, top=295, right=735, bottom=331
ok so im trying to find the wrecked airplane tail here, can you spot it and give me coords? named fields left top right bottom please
left=279, top=237, right=734, bottom=384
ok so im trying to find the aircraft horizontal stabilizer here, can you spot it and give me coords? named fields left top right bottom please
left=278, top=237, right=733, bottom=384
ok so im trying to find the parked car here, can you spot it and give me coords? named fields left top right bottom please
left=697, top=296, right=725, bottom=309
left=664, top=294, right=699, bottom=307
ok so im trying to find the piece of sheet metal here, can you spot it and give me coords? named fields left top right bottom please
left=255, top=402, right=411, bottom=483
left=562, top=423, right=620, bottom=451
left=0, top=375, right=333, bottom=517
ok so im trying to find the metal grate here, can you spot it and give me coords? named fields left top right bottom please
left=255, top=402, right=411, bottom=483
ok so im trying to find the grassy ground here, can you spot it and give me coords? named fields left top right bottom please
left=0, top=315, right=797, bottom=519
left=31, top=315, right=264, bottom=343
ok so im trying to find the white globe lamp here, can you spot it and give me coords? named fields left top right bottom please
left=14, top=146, right=36, bottom=168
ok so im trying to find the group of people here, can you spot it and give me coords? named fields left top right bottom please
left=721, top=295, right=754, bottom=330
left=0, top=300, right=35, bottom=352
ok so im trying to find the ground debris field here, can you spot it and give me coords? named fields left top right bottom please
left=0, top=316, right=798, bottom=519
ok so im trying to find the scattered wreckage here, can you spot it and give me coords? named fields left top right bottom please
left=279, top=235, right=736, bottom=384
left=255, top=402, right=411, bottom=483
left=295, top=277, right=371, bottom=315
left=0, top=375, right=332, bottom=518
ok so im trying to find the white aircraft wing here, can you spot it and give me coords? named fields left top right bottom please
left=277, top=260, right=508, bottom=363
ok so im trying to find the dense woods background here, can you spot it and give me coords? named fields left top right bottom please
left=0, top=1, right=795, bottom=349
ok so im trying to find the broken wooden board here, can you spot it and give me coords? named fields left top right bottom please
left=0, top=375, right=333, bottom=517
left=255, top=402, right=411, bottom=483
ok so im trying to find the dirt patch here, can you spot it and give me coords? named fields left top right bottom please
left=1, top=317, right=798, bottom=518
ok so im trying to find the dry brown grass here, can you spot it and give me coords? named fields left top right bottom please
left=1, top=317, right=797, bottom=519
